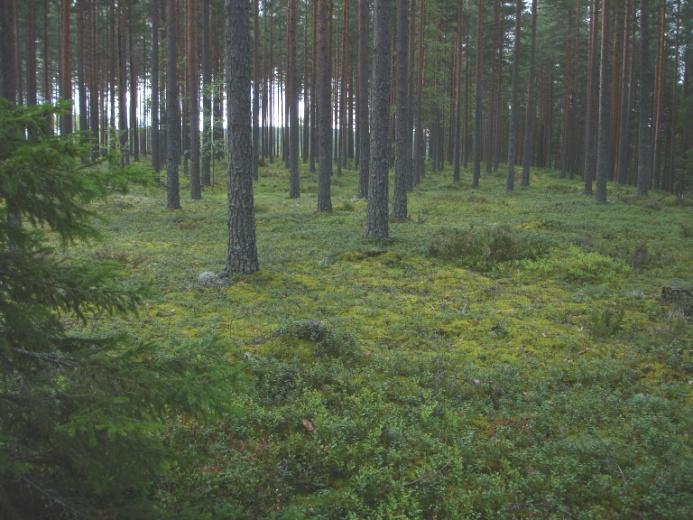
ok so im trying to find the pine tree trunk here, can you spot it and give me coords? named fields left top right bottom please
left=166, top=0, right=181, bottom=209
left=393, top=0, right=410, bottom=219
left=202, top=0, right=212, bottom=184
left=288, top=0, right=300, bottom=198
left=616, top=0, right=633, bottom=185
left=595, top=0, right=611, bottom=203
left=506, top=0, right=521, bottom=192
left=128, top=1, right=139, bottom=162
left=251, top=0, right=259, bottom=180
left=472, top=0, right=483, bottom=189
left=187, top=0, right=201, bottom=198
left=521, top=0, right=538, bottom=186
left=118, top=1, right=129, bottom=165
left=357, top=0, right=370, bottom=198
left=365, top=0, right=392, bottom=239
left=637, top=0, right=652, bottom=195
left=583, top=0, right=599, bottom=193
left=59, top=0, right=73, bottom=133
left=26, top=0, right=37, bottom=106
left=316, top=0, right=333, bottom=212
left=224, top=0, right=259, bottom=276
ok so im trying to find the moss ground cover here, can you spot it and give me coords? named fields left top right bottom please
left=73, top=162, right=691, bottom=518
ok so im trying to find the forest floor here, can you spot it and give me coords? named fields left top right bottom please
left=75, top=161, right=691, bottom=518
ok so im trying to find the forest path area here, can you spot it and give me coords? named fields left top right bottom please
left=75, top=162, right=692, bottom=517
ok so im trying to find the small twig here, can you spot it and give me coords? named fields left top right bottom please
left=404, top=462, right=451, bottom=487
left=12, top=348, right=76, bottom=368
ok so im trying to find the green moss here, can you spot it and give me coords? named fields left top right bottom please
left=66, top=161, right=692, bottom=518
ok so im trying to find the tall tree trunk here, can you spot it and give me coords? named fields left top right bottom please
left=152, top=0, right=161, bottom=171
left=59, top=0, right=73, bottom=133
left=77, top=0, right=87, bottom=133
left=506, top=0, right=522, bottom=192
left=188, top=0, right=201, bottom=199
left=309, top=0, right=317, bottom=173
left=583, top=0, right=599, bottom=194
left=357, top=0, right=370, bottom=197
left=412, top=0, right=425, bottom=187
left=302, top=6, right=310, bottom=164
left=251, top=0, right=259, bottom=180
left=118, top=1, right=129, bottom=165
left=223, top=0, right=259, bottom=275
left=89, top=0, right=99, bottom=150
left=521, top=0, right=538, bottom=186
left=595, top=0, right=611, bottom=202
left=616, top=0, right=633, bottom=184
left=201, top=0, right=212, bottom=184
left=166, top=0, right=181, bottom=209
left=288, top=0, right=300, bottom=197
left=26, top=0, right=37, bottom=106
left=392, top=0, right=410, bottom=219
left=129, top=0, right=139, bottom=161
left=472, top=0, right=483, bottom=189
left=636, top=0, right=652, bottom=195
left=365, top=0, right=391, bottom=239
left=651, top=0, right=665, bottom=190
left=316, top=0, right=333, bottom=212
left=452, top=3, right=464, bottom=184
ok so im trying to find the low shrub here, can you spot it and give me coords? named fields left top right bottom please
left=275, top=319, right=358, bottom=359
left=428, top=225, right=548, bottom=270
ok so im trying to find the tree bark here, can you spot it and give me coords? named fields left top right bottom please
left=223, top=0, right=259, bottom=276
left=365, top=0, right=391, bottom=239
left=316, top=0, right=333, bottom=212
left=392, top=0, right=410, bottom=220
left=583, top=0, right=599, bottom=194
left=506, top=0, right=522, bottom=192
left=472, top=0, right=483, bottom=189
left=521, top=0, right=538, bottom=186
left=595, top=0, right=611, bottom=202
left=636, top=0, right=652, bottom=195
left=166, top=0, right=181, bottom=209
left=187, top=0, right=201, bottom=199
left=288, top=0, right=300, bottom=197
left=357, top=0, right=370, bottom=198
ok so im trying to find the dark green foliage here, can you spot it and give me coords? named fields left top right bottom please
left=275, top=320, right=358, bottom=359
left=0, top=102, right=239, bottom=518
left=588, top=304, right=626, bottom=338
left=428, top=225, right=547, bottom=270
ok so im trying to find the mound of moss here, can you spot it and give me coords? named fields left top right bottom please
left=429, top=225, right=548, bottom=270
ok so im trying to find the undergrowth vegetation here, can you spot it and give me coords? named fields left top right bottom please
left=70, top=161, right=691, bottom=518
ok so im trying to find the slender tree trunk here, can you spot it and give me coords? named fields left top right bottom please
left=357, top=0, right=370, bottom=198
left=521, top=0, right=538, bottom=186
left=223, top=0, right=259, bottom=275
left=651, top=0, right=665, bottom=190
left=472, top=0, right=483, bottom=189
left=187, top=0, right=201, bottom=198
left=166, top=0, right=181, bottom=209
left=201, top=0, right=212, bottom=184
left=583, top=0, right=599, bottom=194
left=118, top=1, right=129, bottom=165
left=309, top=0, right=318, bottom=173
left=59, top=0, right=73, bottom=134
left=506, top=0, right=522, bottom=192
left=302, top=6, right=310, bottom=164
left=452, top=3, right=464, bottom=184
left=128, top=1, right=139, bottom=161
left=251, top=0, right=259, bottom=180
left=26, top=0, right=37, bottom=106
left=637, top=0, right=652, bottom=195
left=392, top=0, right=410, bottom=219
left=595, top=0, right=611, bottom=202
left=151, top=0, right=161, bottom=170
left=288, top=0, right=300, bottom=197
left=412, top=0, right=425, bottom=187
left=365, top=0, right=391, bottom=239
left=316, top=0, right=333, bottom=212
left=616, top=0, right=633, bottom=185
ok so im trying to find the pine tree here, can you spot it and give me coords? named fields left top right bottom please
left=392, top=0, right=410, bottom=220
left=224, top=0, right=259, bottom=275
left=316, top=0, right=333, bottom=212
left=365, top=0, right=391, bottom=239
left=357, top=0, right=370, bottom=198
left=166, top=0, right=181, bottom=209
